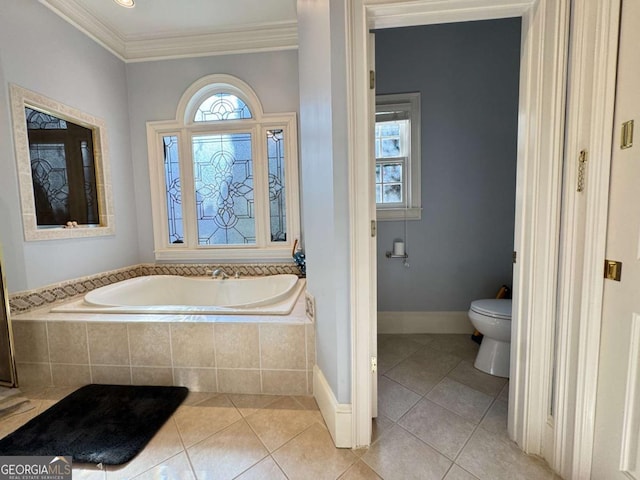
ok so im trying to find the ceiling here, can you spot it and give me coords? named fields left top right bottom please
left=39, top=0, right=298, bottom=62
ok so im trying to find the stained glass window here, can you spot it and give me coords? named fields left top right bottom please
left=163, top=136, right=184, bottom=244
left=194, top=93, right=252, bottom=122
left=148, top=75, right=299, bottom=258
left=25, top=107, right=99, bottom=226
left=267, top=129, right=287, bottom=242
left=192, top=133, right=255, bottom=245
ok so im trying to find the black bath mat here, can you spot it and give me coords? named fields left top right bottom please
left=0, top=384, right=188, bottom=465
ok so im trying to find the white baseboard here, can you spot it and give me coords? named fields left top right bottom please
left=377, top=311, right=474, bottom=334
left=313, top=365, right=352, bottom=448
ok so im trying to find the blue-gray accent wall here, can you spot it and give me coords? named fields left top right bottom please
left=375, top=18, right=521, bottom=312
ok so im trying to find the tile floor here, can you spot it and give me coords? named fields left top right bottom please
left=0, top=334, right=560, bottom=479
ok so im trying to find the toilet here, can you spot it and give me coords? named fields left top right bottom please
left=468, top=298, right=512, bottom=378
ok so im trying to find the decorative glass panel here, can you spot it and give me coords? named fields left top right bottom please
left=25, top=107, right=99, bottom=226
left=192, top=133, right=255, bottom=245
left=163, top=136, right=184, bottom=244
left=266, top=129, right=287, bottom=242
left=194, top=93, right=252, bottom=122
left=375, top=161, right=403, bottom=205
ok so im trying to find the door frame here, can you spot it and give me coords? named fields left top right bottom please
left=346, top=0, right=570, bottom=457
left=554, top=1, right=621, bottom=478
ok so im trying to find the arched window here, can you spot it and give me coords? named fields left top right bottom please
left=146, top=74, right=299, bottom=261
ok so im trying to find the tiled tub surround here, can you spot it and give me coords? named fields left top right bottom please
left=11, top=291, right=315, bottom=396
left=8, top=262, right=301, bottom=314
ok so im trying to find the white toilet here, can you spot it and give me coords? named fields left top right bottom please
left=468, top=298, right=512, bottom=378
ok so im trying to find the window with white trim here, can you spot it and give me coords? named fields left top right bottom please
left=375, top=93, right=421, bottom=220
left=146, top=74, right=300, bottom=261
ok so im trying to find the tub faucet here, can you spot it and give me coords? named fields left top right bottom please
left=212, top=268, right=228, bottom=279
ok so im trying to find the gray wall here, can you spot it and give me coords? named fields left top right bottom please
left=375, top=19, right=521, bottom=312
left=125, top=51, right=300, bottom=263
left=297, top=0, right=351, bottom=403
left=0, top=1, right=138, bottom=292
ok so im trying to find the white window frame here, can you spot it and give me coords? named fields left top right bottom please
left=146, top=74, right=300, bottom=261
left=375, top=92, right=421, bottom=221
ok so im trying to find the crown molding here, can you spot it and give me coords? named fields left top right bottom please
left=366, top=0, right=534, bottom=29
left=39, top=0, right=298, bottom=62
left=123, top=22, right=298, bottom=62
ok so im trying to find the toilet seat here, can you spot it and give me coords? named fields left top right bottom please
left=470, top=299, right=512, bottom=320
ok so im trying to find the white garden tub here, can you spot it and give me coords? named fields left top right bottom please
left=52, top=274, right=303, bottom=315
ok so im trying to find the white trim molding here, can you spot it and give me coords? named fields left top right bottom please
left=620, top=313, right=640, bottom=477
left=9, top=84, right=115, bottom=241
left=377, top=311, right=473, bottom=334
left=553, top=1, right=621, bottom=478
left=313, top=365, right=352, bottom=448
left=506, top=0, right=569, bottom=458
left=39, top=0, right=298, bottom=62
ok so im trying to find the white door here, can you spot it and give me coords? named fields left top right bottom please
left=591, top=0, right=640, bottom=477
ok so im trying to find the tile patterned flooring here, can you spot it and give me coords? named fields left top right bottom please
left=0, top=334, right=560, bottom=479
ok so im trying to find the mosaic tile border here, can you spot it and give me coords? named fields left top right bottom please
left=9, top=262, right=301, bottom=314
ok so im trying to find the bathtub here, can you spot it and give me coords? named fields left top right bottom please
left=52, top=274, right=304, bottom=315
left=13, top=273, right=313, bottom=393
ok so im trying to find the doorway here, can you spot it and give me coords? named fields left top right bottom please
left=347, top=0, right=570, bottom=463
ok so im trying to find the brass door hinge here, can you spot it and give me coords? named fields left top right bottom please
left=371, top=356, right=377, bottom=373
left=512, top=251, right=517, bottom=264
left=371, top=220, right=377, bottom=237
left=621, top=120, right=634, bottom=149
left=369, top=70, right=375, bottom=90
left=604, top=259, right=622, bottom=281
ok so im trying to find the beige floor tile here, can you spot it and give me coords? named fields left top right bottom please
left=0, top=407, right=39, bottom=438
left=377, top=336, right=424, bottom=374
left=228, top=393, right=282, bottom=417
left=371, top=415, right=394, bottom=444
left=479, top=398, right=508, bottom=437
left=498, top=381, right=509, bottom=401
left=131, top=451, right=195, bottom=480
left=293, top=395, right=319, bottom=410
left=235, top=456, right=287, bottom=479
left=399, top=398, right=476, bottom=459
left=384, top=357, right=450, bottom=395
left=72, top=465, right=107, bottom=480
left=174, top=395, right=242, bottom=447
left=456, top=427, right=559, bottom=480
left=426, top=378, right=493, bottom=424
left=403, top=334, right=436, bottom=346
left=37, top=399, right=57, bottom=414
left=106, top=419, right=184, bottom=480
left=428, top=334, right=480, bottom=363
left=273, top=423, right=357, bottom=480
left=245, top=397, right=324, bottom=451
left=182, top=391, right=216, bottom=406
left=35, top=386, right=79, bottom=401
left=339, top=460, right=382, bottom=479
left=378, top=336, right=424, bottom=358
left=407, top=347, right=463, bottom=377
left=377, top=376, right=421, bottom=421
left=187, top=419, right=268, bottom=480
left=444, top=464, right=480, bottom=480
left=361, top=425, right=451, bottom=480
left=447, top=361, right=507, bottom=397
